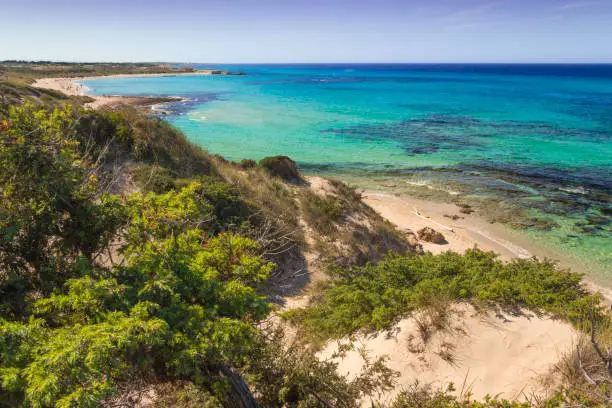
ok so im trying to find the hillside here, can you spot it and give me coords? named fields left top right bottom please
left=1, top=71, right=612, bottom=407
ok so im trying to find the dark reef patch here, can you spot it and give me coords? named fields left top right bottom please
left=322, top=115, right=484, bottom=156
left=156, top=93, right=225, bottom=117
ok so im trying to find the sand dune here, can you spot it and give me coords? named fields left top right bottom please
left=298, top=185, right=579, bottom=403
left=319, top=304, right=575, bottom=405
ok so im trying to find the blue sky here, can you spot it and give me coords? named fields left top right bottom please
left=1, top=0, right=611, bottom=62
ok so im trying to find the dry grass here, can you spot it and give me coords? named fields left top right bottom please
left=300, top=178, right=414, bottom=269
left=553, top=326, right=612, bottom=403
left=299, top=189, right=344, bottom=236
left=436, top=341, right=458, bottom=366
left=413, top=302, right=453, bottom=345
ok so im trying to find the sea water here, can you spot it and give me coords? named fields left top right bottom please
left=82, top=64, right=612, bottom=282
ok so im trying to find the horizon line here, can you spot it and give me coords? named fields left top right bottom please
left=3, top=60, right=612, bottom=65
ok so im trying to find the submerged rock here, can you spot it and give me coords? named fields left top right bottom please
left=457, top=203, right=474, bottom=214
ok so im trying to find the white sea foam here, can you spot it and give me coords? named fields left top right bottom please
left=406, top=181, right=431, bottom=188
left=473, top=228, right=533, bottom=259
left=73, top=81, right=92, bottom=96
left=559, top=186, right=588, bottom=195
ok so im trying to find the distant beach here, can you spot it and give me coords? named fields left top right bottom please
left=32, top=70, right=237, bottom=109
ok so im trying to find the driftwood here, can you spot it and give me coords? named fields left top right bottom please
left=576, top=313, right=612, bottom=402
left=413, top=207, right=454, bottom=232
left=220, top=366, right=260, bottom=408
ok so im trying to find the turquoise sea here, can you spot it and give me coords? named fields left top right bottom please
left=82, top=64, right=612, bottom=282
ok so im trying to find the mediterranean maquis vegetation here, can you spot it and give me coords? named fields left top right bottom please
left=1, top=63, right=612, bottom=407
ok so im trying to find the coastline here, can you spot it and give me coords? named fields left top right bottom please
left=34, top=73, right=612, bottom=302
left=363, top=190, right=612, bottom=304
left=32, top=70, right=229, bottom=109
left=24, top=70, right=609, bottom=403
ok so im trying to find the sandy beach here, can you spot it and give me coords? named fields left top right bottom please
left=32, top=70, right=224, bottom=109
left=363, top=192, right=531, bottom=260
left=362, top=190, right=612, bottom=304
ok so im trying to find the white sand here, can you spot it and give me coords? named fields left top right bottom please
left=319, top=304, right=575, bottom=405
left=32, top=71, right=217, bottom=109
left=362, top=192, right=532, bottom=260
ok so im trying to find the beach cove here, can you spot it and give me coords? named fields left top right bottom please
left=35, top=64, right=612, bottom=289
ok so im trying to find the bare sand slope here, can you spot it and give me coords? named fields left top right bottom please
left=319, top=304, right=575, bottom=405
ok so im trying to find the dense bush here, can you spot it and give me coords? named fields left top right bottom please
left=0, top=104, right=127, bottom=316
left=287, top=249, right=594, bottom=340
left=0, top=104, right=272, bottom=405
left=131, top=163, right=177, bottom=193
left=258, top=155, right=301, bottom=182
left=0, top=103, right=396, bottom=407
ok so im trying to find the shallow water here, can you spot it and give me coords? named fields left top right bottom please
left=82, top=64, right=612, bottom=282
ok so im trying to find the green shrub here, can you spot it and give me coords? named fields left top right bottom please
left=0, top=104, right=277, bottom=405
left=258, top=156, right=301, bottom=181
left=131, top=164, right=177, bottom=193
left=287, top=249, right=591, bottom=340
left=173, top=176, right=251, bottom=232
left=237, top=158, right=257, bottom=169
left=76, top=110, right=133, bottom=158
left=1, top=184, right=275, bottom=406
left=0, top=104, right=127, bottom=315
left=391, top=383, right=531, bottom=408
left=197, top=176, right=250, bottom=230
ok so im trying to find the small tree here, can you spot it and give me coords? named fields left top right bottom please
left=0, top=104, right=125, bottom=316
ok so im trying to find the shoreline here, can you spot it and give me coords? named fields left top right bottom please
left=362, top=190, right=612, bottom=304
left=32, top=70, right=232, bottom=109
left=34, top=73, right=612, bottom=301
